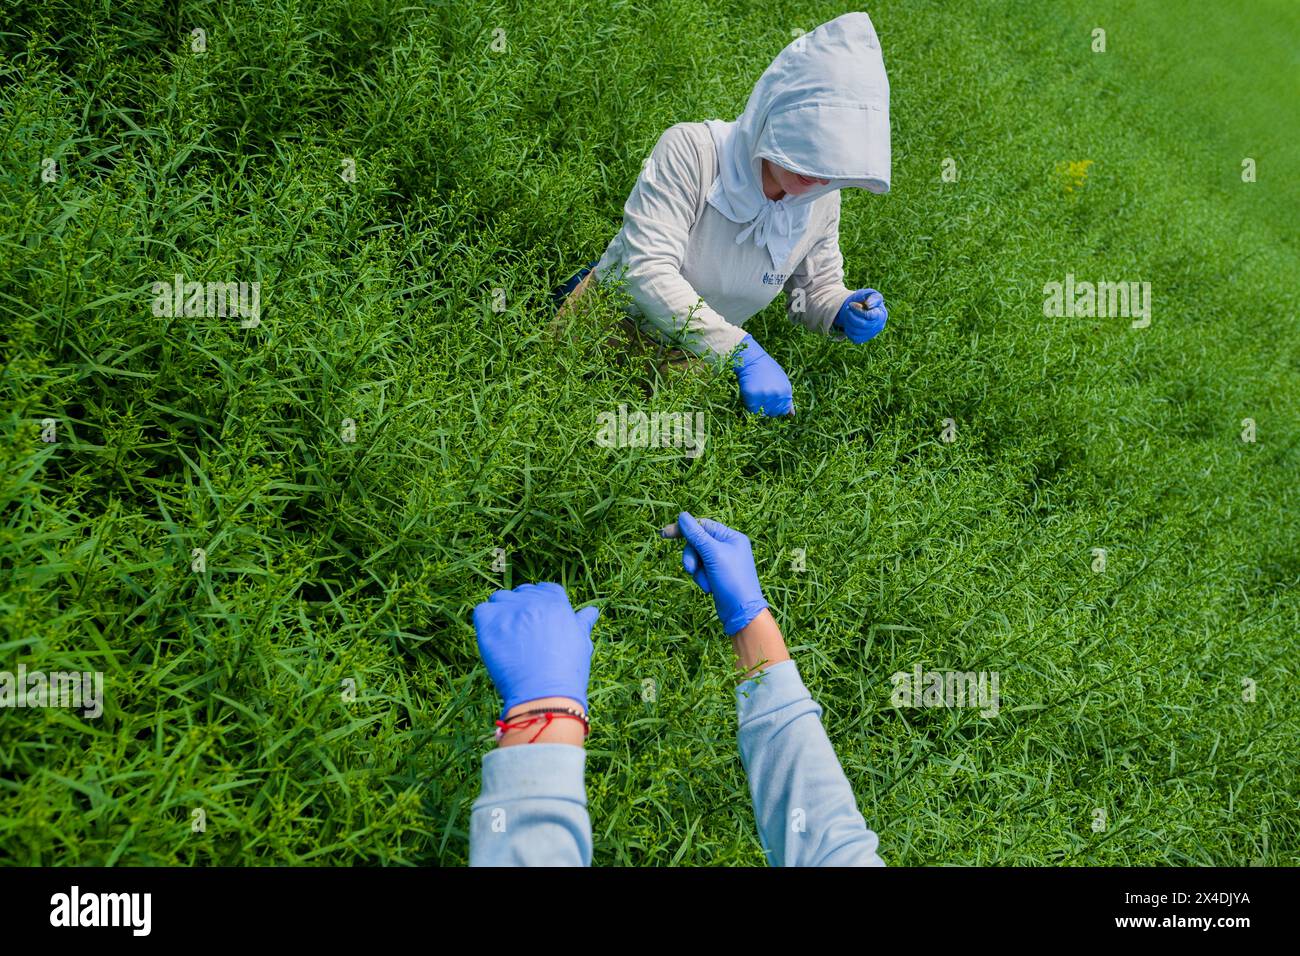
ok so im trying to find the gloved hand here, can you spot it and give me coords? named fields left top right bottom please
left=733, top=334, right=795, bottom=416
left=667, top=512, right=769, bottom=635
left=833, top=289, right=888, bottom=343
left=472, top=582, right=599, bottom=719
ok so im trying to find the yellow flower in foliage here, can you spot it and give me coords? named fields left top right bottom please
left=1056, top=159, right=1094, bottom=193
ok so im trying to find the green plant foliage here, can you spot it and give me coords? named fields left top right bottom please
left=0, top=0, right=1296, bottom=865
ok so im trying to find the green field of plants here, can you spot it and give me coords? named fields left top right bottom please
left=1, top=0, right=1296, bottom=865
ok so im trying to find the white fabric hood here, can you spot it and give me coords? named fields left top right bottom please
left=704, top=11, right=891, bottom=271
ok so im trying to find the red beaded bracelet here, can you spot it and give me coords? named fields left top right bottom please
left=495, top=710, right=590, bottom=743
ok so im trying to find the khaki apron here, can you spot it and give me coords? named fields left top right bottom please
left=553, top=268, right=703, bottom=386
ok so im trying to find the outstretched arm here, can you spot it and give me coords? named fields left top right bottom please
left=468, top=584, right=598, bottom=866
left=731, top=611, right=884, bottom=867
left=470, top=741, right=592, bottom=867
left=665, top=514, right=885, bottom=866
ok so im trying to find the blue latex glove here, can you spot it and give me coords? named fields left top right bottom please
left=733, top=334, right=795, bottom=417
left=472, top=582, right=599, bottom=719
left=666, top=512, right=769, bottom=635
left=833, top=289, right=888, bottom=343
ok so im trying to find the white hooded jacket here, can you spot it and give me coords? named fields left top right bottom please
left=592, top=12, right=891, bottom=364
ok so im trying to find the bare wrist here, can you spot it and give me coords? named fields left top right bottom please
left=730, top=609, right=790, bottom=679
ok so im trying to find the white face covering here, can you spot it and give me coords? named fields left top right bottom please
left=704, top=11, right=891, bottom=272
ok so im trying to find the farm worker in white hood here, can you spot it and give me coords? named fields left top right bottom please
left=560, top=11, right=892, bottom=417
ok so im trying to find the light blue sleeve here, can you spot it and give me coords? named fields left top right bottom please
left=469, top=743, right=592, bottom=866
left=736, top=659, right=885, bottom=867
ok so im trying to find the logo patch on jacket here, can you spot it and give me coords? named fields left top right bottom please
left=761, top=272, right=788, bottom=286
